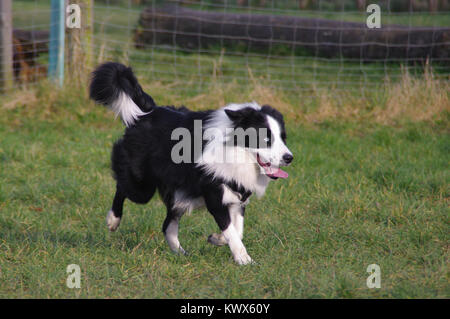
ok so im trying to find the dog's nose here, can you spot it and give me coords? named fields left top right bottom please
left=283, top=153, right=293, bottom=164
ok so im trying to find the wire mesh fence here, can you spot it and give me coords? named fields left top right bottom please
left=5, top=0, right=450, bottom=95
left=8, top=1, right=52, bottom=89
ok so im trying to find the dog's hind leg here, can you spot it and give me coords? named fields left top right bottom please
left=106, top=186, right=125, bottom=232
left=162, top=207, right=186, bottom=255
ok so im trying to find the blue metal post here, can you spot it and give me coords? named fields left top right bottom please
left=48, top=0, right=65, bottom=87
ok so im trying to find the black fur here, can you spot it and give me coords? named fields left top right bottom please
left=88, top=62, right=290, bottom=259
left=225, top=107, right=275, bottom=148
left=89, top=62, right=156, bottom=112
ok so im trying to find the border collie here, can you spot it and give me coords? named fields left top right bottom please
left=89, top=62, right=293, bottom=265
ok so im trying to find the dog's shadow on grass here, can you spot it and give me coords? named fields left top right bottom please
left=1, top=223, right=162, bottom=252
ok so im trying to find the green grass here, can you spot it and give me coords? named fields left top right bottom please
left=13, top=0, right=450, bottom=30
left=12, top=0, right=450, bottom=94
left=2, top=0, right=449, bottom=299
left=0, top=81, right=448, bottom=298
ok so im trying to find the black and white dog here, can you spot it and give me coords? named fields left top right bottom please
left=89, top=62, right=293, bottom=265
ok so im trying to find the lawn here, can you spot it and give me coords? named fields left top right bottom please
left=0, top=74, right=448, bottom=298
left=1, top=0, right=448, bottom=299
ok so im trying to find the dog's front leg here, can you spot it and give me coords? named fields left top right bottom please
left=208, top=204, right=244, bottom=245
left=223, top=222, right=253, bottom=265
left=204, top=191, right=253, bottom=265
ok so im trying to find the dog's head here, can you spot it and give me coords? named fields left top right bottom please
left=224, top=104, right=293, bottom=179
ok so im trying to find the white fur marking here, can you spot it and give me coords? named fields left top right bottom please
left=106, top=210, right=121, bottom=232
left=165, top=220, right=186, bottom=254
left=222, top=185, right=242, bottom=205
left=257, top=115, right=292, bottom=168
left=111, top=92, right=149, bottom=127
left=198, top=102, right=270, bottom=197
left=223, top=224, right=253, bottom=265
left=209, top=200, right=245, bottom=245
left=173, top=190, right=205, bottom=215
left=229, top=204, right=244, bottom=240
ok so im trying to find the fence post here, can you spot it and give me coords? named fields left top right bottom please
left=84, top=0, right=93, bottom=73
left=48, top=0, right=65, bottom=87
left=0, top=0, right=13, bottom=91
left=67, top=0, right=93, bottom=85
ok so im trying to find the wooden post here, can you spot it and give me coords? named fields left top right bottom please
left=48, top=0, right=65, bottom=87
left=428, top=0, right=439, bottom=12
left=84, top=0, right=93, bottom=73
left=67, top=0, right=93, bottom=84
left=0, top=0, right=13, bottom=91
left=356, top=0, right=366, bottom=11
left=299, top=0, right=310, bottom=9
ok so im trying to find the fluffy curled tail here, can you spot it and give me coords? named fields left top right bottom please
left=89, top=62, right=156, bottom=127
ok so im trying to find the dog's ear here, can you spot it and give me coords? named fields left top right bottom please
left=224, top=109, right=240, bottom=121
left=225, top=108, right=256, bottom=122
left=261, top=105, right=284, bottom=124
left=261, top=104, right=287, bottom=143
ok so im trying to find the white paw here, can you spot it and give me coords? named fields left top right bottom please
left=169, top=244, right=187, bottom=255
left=106, top=210, right=121, bottom=232
left=178, top=246, right=187, bottom=255
left=234, top=252, right=254, bottom=265
left=207, top=233, right=227, bottom=246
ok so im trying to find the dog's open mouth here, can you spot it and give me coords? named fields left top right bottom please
left=256, top=154, right=288, bottom=179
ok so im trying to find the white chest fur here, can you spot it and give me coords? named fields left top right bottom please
left=198, top=146, right=270, bottom=198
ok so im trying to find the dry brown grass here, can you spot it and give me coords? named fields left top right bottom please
left=2, top=88, right=38, bottom=110
left=371, top=70, right=449, bottom=124
left=295, top=73, right=449, bottom=125
left=2, top=69, right=448, bottom=127
left=208, top=69, right=448, bottom=125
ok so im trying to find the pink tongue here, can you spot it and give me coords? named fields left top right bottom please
left=272, top=168, right=289, bottom=178
left=264, top=166, right=289, bottom=178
